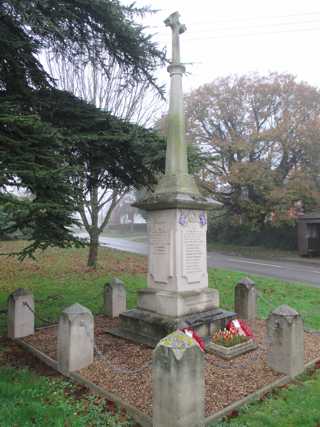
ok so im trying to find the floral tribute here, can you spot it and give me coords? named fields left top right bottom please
left=212, top=319, right=254, bottom=348
left=226, top=319, right=254, bottom=338
left=180, top=327, right=206, bottom=352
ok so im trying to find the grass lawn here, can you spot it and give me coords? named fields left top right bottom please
left=0, top=240, right=320, bottom=426
left=206, top=240, right=302, bottom=261
left=0, top=241, right=148, bottom=333
left=213, top=369, right=320, bottom=427
left=0, top=365, right=131, bottom=426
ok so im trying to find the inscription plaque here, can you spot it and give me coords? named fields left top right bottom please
left=182, top=222, right=206, bottom=283
left=150, top=224, right=170, bottom=256
left=184, top=230, right=203, bottom=273
left=149, top=216, right=172, bottom=285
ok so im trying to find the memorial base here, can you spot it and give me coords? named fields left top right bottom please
left=107, top=307, right=236, bottom=347
left=206, top=339, right=258, bottom=360
left=137, top=288, right=219, bottom=317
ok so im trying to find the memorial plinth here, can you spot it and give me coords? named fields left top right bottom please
left=139, top=208, right=219, bottom=317
left=108, top=12, right=235, bottom=346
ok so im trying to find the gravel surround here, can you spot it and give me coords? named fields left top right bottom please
left=23, top=316, right=320, bottom=418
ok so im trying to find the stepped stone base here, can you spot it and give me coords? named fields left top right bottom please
left=137, top=288, right=219, bottom=317
left=106, top=307, right=236, bottom=347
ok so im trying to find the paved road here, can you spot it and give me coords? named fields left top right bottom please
left=206, top=251, right=320, bottom=287
left=78, top=234, right=320, bottom=287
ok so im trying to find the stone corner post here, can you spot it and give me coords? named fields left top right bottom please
left=267, top=304, right=304, bottom=378
left=153, top=330, right=204, bottom=427
left=104, top=277, right=126, bottom=318
left=7, top=288, right=35, bottom=338
left=57, top=303, right=94, bottom=374
left=235, top=277, right=256, bottom=320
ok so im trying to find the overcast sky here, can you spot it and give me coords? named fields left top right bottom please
left=122, top=0, right=320, bottom=94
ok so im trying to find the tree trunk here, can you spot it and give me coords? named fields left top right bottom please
left=77, top=186, right=126, bottom=269
left=87, top=232, right=99, bottom=268
left=87, top=185, right=100, bottom=269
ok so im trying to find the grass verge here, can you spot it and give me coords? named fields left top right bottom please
left=0, top=365, right=131, bottom=427
left=213, top=369, right=320, bottom=427
left=1, top=240, right=320, bottom=426
left=207, top=241, right=301, bottom=261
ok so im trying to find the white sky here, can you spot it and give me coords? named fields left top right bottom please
left=122, top=0, right=320, bottom=94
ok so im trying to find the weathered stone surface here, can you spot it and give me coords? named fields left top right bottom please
left=7, top=288, right=34, bottom=338
left=104, top=278, right=126, bottom=318
left=122, top=11, right=221, bottom=348
left=133, top=191, right=221, bottom=211
left=235, top=277, right=257, bottom=320
left=108, top=307, right=236, bottom=347
left=267, top=305, right=304, bottom=377
left=153, top=330, right=204, bottom=427
left=147, top=209, right=209, bottom=294
left=138, top=288, right=219, bottom=317
left=271, top=305, right=299, bottom=317
left=57, top=303, right=94, bottom=374
left=206, top=339, right=257, bottom=360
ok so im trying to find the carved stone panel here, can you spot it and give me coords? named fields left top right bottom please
left=149, top=211, right=173, bottom=285
left=181, top=212, right=207, bottom=284
left=148, top=209, right=208, bottom=291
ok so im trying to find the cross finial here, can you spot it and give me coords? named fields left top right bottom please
left=164, top=12, right=186, bottom=64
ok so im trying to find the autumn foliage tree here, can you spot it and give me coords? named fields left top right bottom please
left=185, top=73, right=320, bottom=246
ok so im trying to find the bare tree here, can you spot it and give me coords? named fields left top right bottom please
left=45, top=52, right=164, bottom=126
left=43, top=52, right=165, bottom=267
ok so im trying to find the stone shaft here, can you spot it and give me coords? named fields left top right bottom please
left=267, top=305, right=304, bottom=378
left=160, top=11, right=197, bottom=194
left=234, top=277, right=256, bottom=320
left=57, top=303, right=94, bottom=374
left=104, top=278, right=127, bottom=318
left=7, top=288, right=34, bottom=339
left=166, top=63, right=188, bottom=176
left=153, top=330, right=204, bottom=427
left=114, top=12, right=224, bottom=345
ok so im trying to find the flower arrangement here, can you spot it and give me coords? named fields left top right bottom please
left=180, top=327, right=206, bottom=352
left=208, top=319, right=257, bottom=358
left=212, top=319, right=254, bottom=348
left=226, top=319, right=254, bottom=338
left=212, top=328, right=249, bottom=348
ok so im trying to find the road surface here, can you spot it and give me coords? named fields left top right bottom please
left=78, top=234, right=320, bottom=287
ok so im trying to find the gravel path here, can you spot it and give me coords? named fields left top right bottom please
left=23, top=316, right=320, bottom=417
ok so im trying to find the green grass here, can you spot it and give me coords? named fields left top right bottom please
left=0, top=365, right=130, bottom=427
left=208, top=269, right=320, bottom=330
left=1, top=240, right=320, bottom=426
left=213, top=370, right=320, bottom=427
left=1, top=241, right=319, bottom=333
left=0, top=241, right=148, bottom=334
left=207, top=240, right=300, bottom=261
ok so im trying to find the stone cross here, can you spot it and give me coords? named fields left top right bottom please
left=164, top=11, right=186, bottom=65
left=161, top=11, right=195, bottom=190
